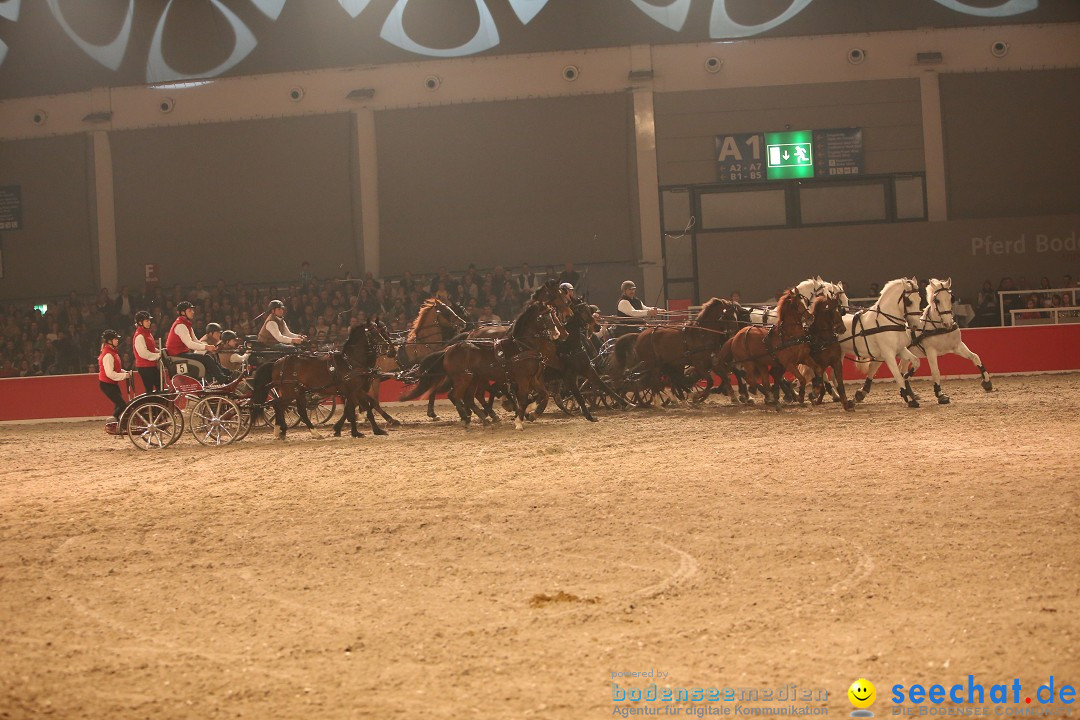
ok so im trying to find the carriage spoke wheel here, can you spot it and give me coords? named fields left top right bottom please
left=635, top=387, right=657, bottom=407
left=307, top=394, right=337, bottom=425
left=126, top=401, right=179, bottom=451
left=262, top=404, right=301, bottom=429
left=233, top=400, right=253, bottom=442
left=190, top=395, right=243, bottom=446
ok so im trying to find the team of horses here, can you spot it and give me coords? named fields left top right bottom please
left=249, top=276, right=993, bottom=438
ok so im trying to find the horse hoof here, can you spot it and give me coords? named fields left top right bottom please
left=333, top=430, right=342, bottom=437
left=374, top=428, right=388, bottom=436
left=429, top=415, right=442, bottom=422
left=938, top=395, right=951, bottom=404
left=525, top=412, right=536, bottom=422
left=388, top=420, right=402, bottom=428
left=908, top=400, right=920, bottom=408
left=352, top=431, right=364, bottom=438
left=309, top=430, right=324, bottom=439
left=514, top=420, right=524, bottom=431
left=587, top=415, right=598, bottom=423
left=854, top=390, right=865, bottom=403
left=843, top=401, right=855, bottom=411
left=982, top=381, right=993, bottom=391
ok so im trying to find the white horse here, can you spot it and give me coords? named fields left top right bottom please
left=748, top=276, right=849, bottom=325
left=838, top=277, right=924, bottom=408
left=895, top=277, right=993, bottom=404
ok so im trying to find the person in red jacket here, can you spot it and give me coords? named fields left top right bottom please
left=132, top=310, right=162, bottom=392
left=165, top=301, right=230, bottom=384
left=98, top=329, right=131, bottom=421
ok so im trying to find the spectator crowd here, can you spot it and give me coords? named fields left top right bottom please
left=0, top=261, right=585, bottom=378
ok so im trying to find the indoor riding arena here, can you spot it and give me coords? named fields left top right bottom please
left=1, top=2, right=1078, bottom=719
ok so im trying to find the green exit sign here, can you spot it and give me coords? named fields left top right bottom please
left=765, top=130, right=814, bottom=180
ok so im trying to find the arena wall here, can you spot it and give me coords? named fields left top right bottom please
left=2, top=325, right=1078, bottom=424
left=0, top=134, right=95, bottom=297
left=375, top=94, right=638, bottom=280
left=109, top=114, right=359, bottom=287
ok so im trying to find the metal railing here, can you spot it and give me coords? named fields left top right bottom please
left=999, top=287, right=1077, bottom=327
left=1009, top=305, right=1080, bottom=326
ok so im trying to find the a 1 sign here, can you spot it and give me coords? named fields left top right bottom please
left=715, top=133, right=765, bottom=182
left=765, top=130, right=814, bottom=180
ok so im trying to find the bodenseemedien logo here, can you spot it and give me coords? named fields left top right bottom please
left=849, top=678, right=877, bottom=717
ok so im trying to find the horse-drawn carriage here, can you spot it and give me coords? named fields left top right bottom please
left=109, top=352, right=253, bottom=450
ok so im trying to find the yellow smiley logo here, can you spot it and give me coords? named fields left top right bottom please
left=848, top=678, right=876, bottom=710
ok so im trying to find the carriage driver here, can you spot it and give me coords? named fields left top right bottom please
left=165, top=301, right=232, bottom=384
left=215, top=330, right=250, bottom=374
left=132, top=310, right=162, bottom=393
left=613, top=280, right=657, bottom=337
left=98, top=329, right=132, bottom=423
left=258, top=299, right=307, bottom=350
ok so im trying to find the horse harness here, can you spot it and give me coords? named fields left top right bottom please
left=845, top=287, right=921, bottom=361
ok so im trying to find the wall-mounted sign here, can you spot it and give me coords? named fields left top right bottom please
left=0, top=186, right=22, bottom=231
left=765, top=130, right=814, bottom=180
left=715, top=133, right=765, bottom=182
left=813, top=128, right=865, bottom=176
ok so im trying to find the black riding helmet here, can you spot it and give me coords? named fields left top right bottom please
left=176, top=300, right=194, bottom=314
left=134, top=310, right=151, bottom=323
left=268, top=299, right=285, bottom=311
left=220, top=330, right=237, bottom=342
left=204, top=322, right=222, bottom=335
left=101, top=329, right=120, bottom=342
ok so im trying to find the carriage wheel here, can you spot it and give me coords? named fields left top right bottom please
left=635, top=386, right=657, bottom=407
left=307, top=394, right=337, bottom=425
left=553, top=386, right=578, bottom=415
left=262, top=403, right=301, bottom=429
left=232, top=400, right=253, bottom=442
left=190, top=396, right=244, bottom=446
left=126, top=401, right=180, bottom=451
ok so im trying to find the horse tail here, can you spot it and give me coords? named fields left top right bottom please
left=399, top=349, right=447, bottom=401
left=613, top=333, right=636, bottom=373
left=248, top=361, right=276, bottom=422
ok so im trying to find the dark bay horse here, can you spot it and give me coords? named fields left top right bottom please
left=400, top=282, right=570, bottom=420
left=800, top=295, right=854, bottom=410
left=714, top=289, right=812, bottom=407
left=441, top=300, right=566, bottom=430
left=251, top=320, right=394, bottom=439
left=633, top=297, right=741, bottom=404
left=546, top=300, right=628, bottom=421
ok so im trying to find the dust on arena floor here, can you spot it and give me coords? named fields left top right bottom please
left=1, top=374, right=1077, bottom=720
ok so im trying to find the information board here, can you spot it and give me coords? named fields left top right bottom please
left=715, top=133, right=765, bottom=182
left=0, top=186, right=22, bottom=231
left=813, top=128, right=864, bottom=176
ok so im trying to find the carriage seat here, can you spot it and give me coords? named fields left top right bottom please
left=162, top=353, right=207, bottom=380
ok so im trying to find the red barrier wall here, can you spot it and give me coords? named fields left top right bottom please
left=2, top=324, right=1078, bottom=422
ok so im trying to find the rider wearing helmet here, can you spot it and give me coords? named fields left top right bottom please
left=559, top=282, right=576, bottom=301
left=258, top=299, right=306, bottom=349
left=214, top=330, right=250, bottom=373
left=613, top=280, right=657, bottom=338
left=132, top=310, right=162, bottom=392
left=199, top=322, right=223, bottom=349
left=98, top=329, right=132, bottom=421
left=165, top=301, right=231, bottom=384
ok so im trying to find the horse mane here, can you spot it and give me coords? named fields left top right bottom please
left=343, top=322, right=368, bottom=352
left=508, top=301, right=540, bottom=340
left=531, top=280, right=558, bottom=302
left=694, top=297, right=723, bottom=323
left=406, top=298, right=440, bottom=345
left=776, top=289, right=801, bottom=318
left=876, top=278, right=909, bottom=307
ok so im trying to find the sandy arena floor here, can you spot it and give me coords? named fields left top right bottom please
left=1, top=374, right=1078, bottom=719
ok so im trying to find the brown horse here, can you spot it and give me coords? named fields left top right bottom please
left=400, top=281, right=570, bottom=420
left=633, top=297, right=741, bottom=404
left=800, top=295, right=855, bottom=410
left=254, top=320, right=393, bottom=438
left=714, top=289, right=812, bottom=407
left=400, top=298, right=467, bottom=366
left=442, top=300, right=566, bottom=430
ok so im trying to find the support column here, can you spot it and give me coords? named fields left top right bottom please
left=353, top=108, right=380, bottom=278
left=91, top=130, right=118, bottom=293
left=920, top=71, right=948, bottom=222
left=632, top=86, right=664, bottom=306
